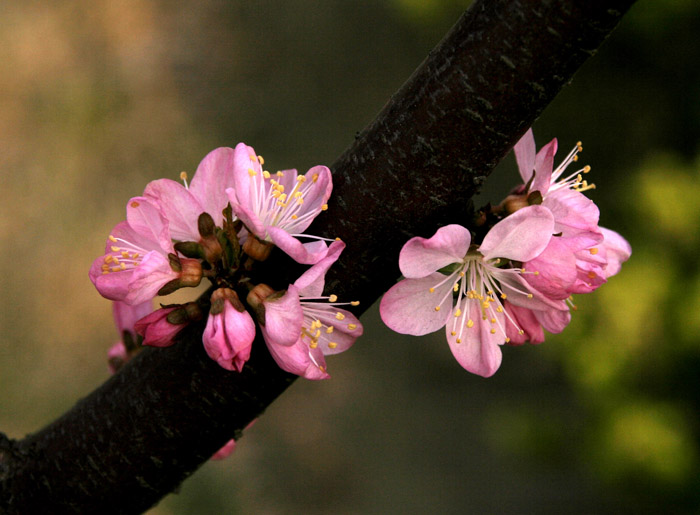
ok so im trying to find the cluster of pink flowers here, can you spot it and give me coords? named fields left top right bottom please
left=380, top=129, right=631, bottom=377
left=91, top=143, right=362, bottom=380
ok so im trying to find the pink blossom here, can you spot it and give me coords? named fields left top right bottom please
left=380, top=206, right=568, bottom=377
left=210, top=439, right=237, bottom=460
left=226, top=143, right=333, bottom=264
left=203, top=288, right=256, bottom=372
left=134, top=307, right=186, bottom=347
left=143, top=147, right=238, bottom=242
left=89, top=197, right=193, bottom=305
left=513, top=130, right=631, bottom=294
left=259, top=241, right=363, bottom=379
left=108, top=300, right=153, bottom=373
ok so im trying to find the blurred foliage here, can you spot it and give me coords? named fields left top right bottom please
left=1, top=0, right=699, bottom=514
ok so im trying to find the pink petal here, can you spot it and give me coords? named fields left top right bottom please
left=264, top=336, right=330, bottom=380
left=446, top=298, right=503, bottom=377
left=399, top=224, right=471, bottom=279
left=113, top=300, right=153, bottom=334
left=293, top=240, right=345, bottom=296
left=479, top=205, right=554, bottom=262
left=143, top=179, right=203, bottom=242
left=599, top=227, right=631, bottom=278
left=379, top=274, right=453, bottom=336
left=228, top=197, right=267, bottom=240
left=188, top=147, right=236, bottom=227
left=543, top=189, right=600, bottom=236
left=503, top=302, right=545, bottom=345
left=125, top=197, right=174, bottom=252
left=90, top=255, right=132, bottom=301
left=262, top=286, right=304, bottom=347
left=230, top=142, right=263, bottom=219
left=125, top=251, right=178, bottom=304
left=534, top=304, right=571, bottom=333
left=514, top=129, right=536, bottom=184
left=531, top=138, right=557, bottom=195
left=523, top=237, right=578, bottom=300
left=268, top=227, right=330, bottom=264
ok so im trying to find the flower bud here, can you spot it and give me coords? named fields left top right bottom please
left=243, top=236, right=273, bottom=262
left=502, top=194, right=529, bottom=214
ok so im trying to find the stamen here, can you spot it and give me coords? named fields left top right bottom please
left=179, top=171, right=189, bottom=189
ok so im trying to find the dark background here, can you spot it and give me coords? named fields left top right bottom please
left=1, top=1, right=699, bottom=513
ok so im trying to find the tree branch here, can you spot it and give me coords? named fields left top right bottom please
left=0, top=0, right=635, bottom=512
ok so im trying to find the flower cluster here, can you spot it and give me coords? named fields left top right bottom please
left=91, top=143, right=362, bottom=379
left=380, top=129, right=631, bottom=377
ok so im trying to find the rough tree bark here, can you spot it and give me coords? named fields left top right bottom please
left=0, top=0, right=636, bottom=512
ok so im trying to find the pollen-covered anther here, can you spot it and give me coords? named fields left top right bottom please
left=490, top=328, right=496, bottom=334
left=434, top=306, right=441, bottom=312
left=257, top=155, right=265, bottom=165
left=587, top=271, right=597, bottom=279
left=347, top=323, right=357, bottom=330
left=589, top=247, right=599, bottom=255
left=326, top=326, right=334, bottom=334
left=335, top=312, right=345, bottom=320
left=328, top=342, right=338, bottom=349
left=500, top=293, right=507, bottom=299
left=583, top=165, right=591, bottom=173
left=321, top=204, right=328, bottom=211
left=454, top=309, right=462, bottom=317
left=262, top=171, right=271, bottom=179
left=467, top=319, right=474, bottom=328
left=248, top=168, right=257, bottom=177
left=350, top=301, right=360, bottom=306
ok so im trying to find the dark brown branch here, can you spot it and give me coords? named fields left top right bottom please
left=0, top=0, right=635, bottom=512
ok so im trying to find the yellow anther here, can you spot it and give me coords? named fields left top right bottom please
left=335, top=312, right=346, bottom=320
left=467, top=319, right=474, bottom=328
left=490, top=318, right=496, bottom=323
left=328, top=342, right=338, bottom=349
left=278, top=193, right=287, bottom=202
left=576, top=141, right=582, bottom=147
left=121, top=251, right=129, bottom=258
left=111, top=266, right=122, bottom=273
left=520, top=268, right=526, bottom=273
left=573, top=155, right=579, bottom=162
left=272, top=190, right=281, bottom=198
left=453, top=283, right=459, bottom=292
left=109, top=235, right=118, bottom=243
left=487, top=290, right=494, bottom=296
left=496, top=306, right=503, bottom=313
left=130, top=201, right=140, bottom=208
left=310, top=341, right=318, bottom=349
left=104, top=255, right=114, bottom=264
left=277, top=171, right=284, bottom=177
left=257, top=155, right=265, bottom=165
left=329, top=294, right=338, bottom=302
left=434, top=306, right=441, bottom=312
left=456, top=338, right=462, bottom=343
left=326, top=326, right=334, bottom=334
left=291, top=214, right=298, bottom=219
left=500, top=293, right=507, bottom=299
left=335, top=237, right=341, bottom=241
left=505, top=337, right=511, bottom=343
left=583, top=165, right=591, bottom=173
left=348, top=323, right=357, bottom=330
left=451, top=331, right=456, bottom=336
left=429, top=287, right=435, bottom=293
left=132, top=253, right=139, bottom=259
left=321, top=204, right=328, bottom=211
left=490, top=328, right=496, bottom=334
left=248, top=168, right=257, bottom=177
left=297, top=175, right=307, bottom=183
left=459, top=271, right=465, bottom=277
left=180, top=171, right=188, bottom=181
left=101, top=264, right=109, bottom=271
left=110, top=246, right=120, bottom=252
left=534, top=271, right=540, bottom=276
left=120, top=262, right=126, bottom=270
left=527, top=294, right=533, bottom=299
left=454, top=309, right=462, bottom=317
left=263, top=171, right=271, bottom=179
left=249, top=153, right=257, bottom=161
left=351, top=301, right=360, bottom=306
left=296, top=198, right=304, bottom=205
left=112, top=256, right=120, bottom=264
left=312, top=173, right=319, bottom=182
left=590, top=247, right=599, bottom=255
left=482, top=301, right=490, bottom=309
left=587, top=271, right=596, bottom=279
left=314, top=329, right=321, bottom=338
left=518, top=330, right=524, bottom=335
left=293, top=191, right=302, bottom=198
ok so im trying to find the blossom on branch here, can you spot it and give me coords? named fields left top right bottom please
left=380, top=206, right=567, bottom=377
left=227, top=143, right=333, bottom=264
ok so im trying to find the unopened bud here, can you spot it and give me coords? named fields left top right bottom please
left=174, top=241, right=205, bottom=259
left=246, top=283, right=276, bottom=310
left=198, top=212, right=216, bottom=238
left=201, top=235, right=223, bottom=264
left=210, top=288, right=246, bottom=314
left=243, top=237, right=273, bottom=262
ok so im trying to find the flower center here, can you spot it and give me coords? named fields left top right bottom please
left=100, top=234, right=148, bottom=274
left=246, top=153, right=328, bottom=239
left=299, top=295, right=359, bottom=350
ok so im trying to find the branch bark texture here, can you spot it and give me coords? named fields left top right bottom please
left=0, top=0, right=635, bottom=512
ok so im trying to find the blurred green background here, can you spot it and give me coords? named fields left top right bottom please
left=1, top=1, right=699, bottom=513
